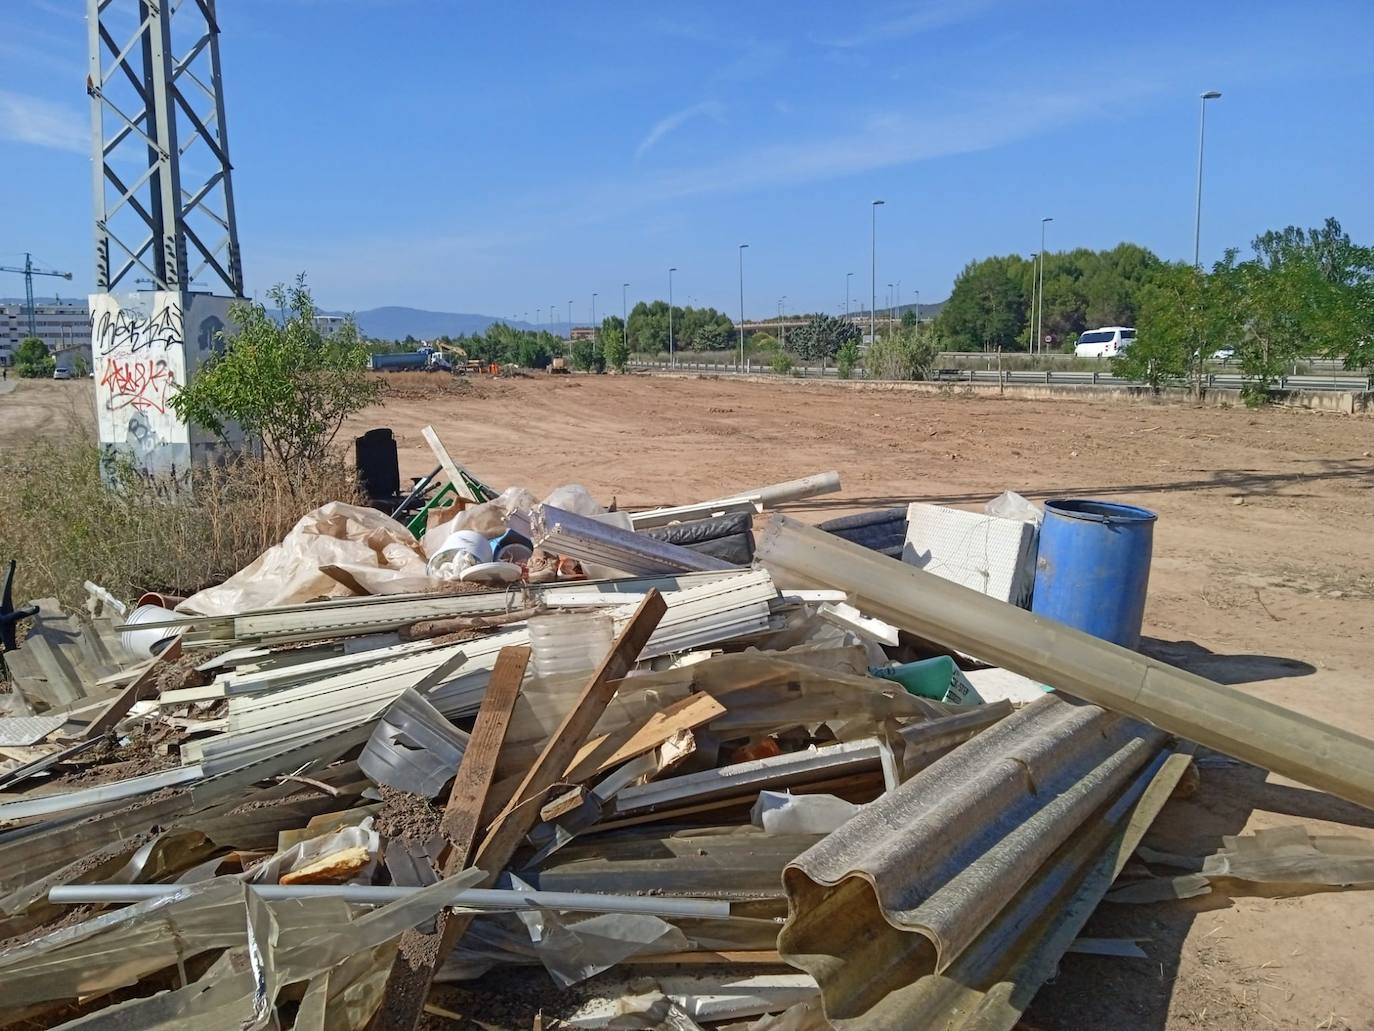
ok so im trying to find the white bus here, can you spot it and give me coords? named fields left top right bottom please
left=1075, top=326, right=1135, bottom=358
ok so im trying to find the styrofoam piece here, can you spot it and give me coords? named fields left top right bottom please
left=963, top=667, right=1052, bottom=705
left=902, top=502, right=1038, bottom=607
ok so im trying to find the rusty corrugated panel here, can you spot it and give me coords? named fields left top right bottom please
left=778, top=693, right=1167, bottom=1030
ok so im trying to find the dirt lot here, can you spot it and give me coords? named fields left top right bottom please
left=6, top=372, right=1374, bottom=1028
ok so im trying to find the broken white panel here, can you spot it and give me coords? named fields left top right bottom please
left=816, top=601, right=900, bottom=647
left=0, top=715, right=68, bottom=747
left=902, top=502, right=1038, bottom=607
left=963, top=666, right=1052, bottom=705
left=563, top=973, right=820, bottom=1027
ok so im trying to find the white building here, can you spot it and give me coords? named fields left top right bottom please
left=313, top=314, right=349, bottom=337
left=0, top=301, right=92, bottom=367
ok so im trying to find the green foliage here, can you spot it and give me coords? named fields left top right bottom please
left=73, top=354, right=90, bottom=377
left=570, top=338, right=605, bottom=373
left=769, top=352, right=794, bottom=375
left=938, top=244, right=1163, bottom=351
left=864, top=325, right=937, bottom=380
left=836, top=339, right=861, bottom=379
left=627, top=300, right=734, bottom=353
left=459, top=323, right=559, bottom=369
left=787, top=313, right=860, bottom=364
left=1113, top=264, right=1210, bottom=392
left=747, top=332, right=778, bottom=357
left=901, top=308, right=920, bottom=328
left=601, top=315, right=629, bottom=372
left=14, top=337, right=54, bottom=378
left=169, top=275, right=379, bottom=475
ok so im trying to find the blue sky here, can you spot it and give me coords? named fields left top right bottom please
left=1, top=0, right=1371, bottom=321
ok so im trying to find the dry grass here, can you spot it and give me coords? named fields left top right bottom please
left=0, top=428, right=362, bottom=611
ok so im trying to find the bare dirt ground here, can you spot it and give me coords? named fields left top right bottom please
left=5, top=373, right=1374, bottom=1028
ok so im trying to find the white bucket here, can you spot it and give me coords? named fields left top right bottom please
left=120, top=604, right=182, bottom=659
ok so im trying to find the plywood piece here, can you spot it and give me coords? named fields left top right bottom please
left=563, top=691, right=725, bottom=784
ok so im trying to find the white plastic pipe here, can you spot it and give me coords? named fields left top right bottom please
left=707, top=471, right=841, bottom=509
left=48, top=883, right=732, bottom=919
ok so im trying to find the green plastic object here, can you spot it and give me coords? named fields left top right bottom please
left=871, top=656, right=983, bottom=705
left=406, top=481, right=458, bottom=538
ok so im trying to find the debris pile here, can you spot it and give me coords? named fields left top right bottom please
left=2, top=429, right=1372, bottom=1030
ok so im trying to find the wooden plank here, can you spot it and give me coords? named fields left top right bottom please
left=371, top=645, right=530, bottom=1031
left=474, top=590, right=667, bottom=863
left=76, top=636, right=182, bottom=741
left=562, top=691, right=725, bottom=784
left=419, top=424, right=483, bottom=503
left=371, top=595, right=665, bottom=1031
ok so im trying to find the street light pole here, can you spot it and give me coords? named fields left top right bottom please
left=738, top=244, right=749, bottom=373
left=1037, top=218, right=1053, bottom=355
left=887, top=283, right=894, bottom=333
left=668, top=268, right=677, bottom=366
left=871, top=200, right=885, bottom=344
left=567, top=300, right=573, bottom=337
left=592, top=292, right=598, bottom=364
left=845, top=271, right=853, bottom=319
left=1194, top=90, right=1222, bottom=268
left=622, top=282, right=629, bottom=358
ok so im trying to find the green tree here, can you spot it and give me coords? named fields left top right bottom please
left=169, top=276, right=380, bottom=476
left=836, top=338, right=861, bottom=379
left=601, top=315, right=629, bottom=372
left=570, top=338, right=605, bottom=373
left=787, top=313, right=860, bottom=365
left=900, top=308, right=919, bottom=329
left=15, top=337, right=54, bottom=378
left=864, top=324, right=937, bottom=380
left=938, top=256, right=1031, bottom=351
left=1115, top=258, right=1240, bottom=396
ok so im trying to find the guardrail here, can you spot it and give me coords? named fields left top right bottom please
left=629, top=361, right=1373, bottom=393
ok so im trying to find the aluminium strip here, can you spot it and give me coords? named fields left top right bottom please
left=609, top=739, right=883, bottom=818
left=627, top=497, right=762, bottom=529
left=48, top=883, right=732, bottom=919
left=0, top=763, right=204, bottom=821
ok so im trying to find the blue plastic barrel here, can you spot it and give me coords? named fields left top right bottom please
left=1031, top=499, right=1157, bottom=649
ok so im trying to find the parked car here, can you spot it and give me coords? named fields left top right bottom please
left=1074, top=326, right=1136, bottom=358
left=1211, top=348, right=1236, bottom=362
left=52, top=367, right=72, bottom=380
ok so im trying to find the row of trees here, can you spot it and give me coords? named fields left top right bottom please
left=936, top=243, right=1163, bottom=351
left=1117, top=218, right=1374, bottom=400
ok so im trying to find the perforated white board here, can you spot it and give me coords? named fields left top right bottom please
left=902, top=503, right=1038, bottom=606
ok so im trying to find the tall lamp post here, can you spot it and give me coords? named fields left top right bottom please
left=1036, top=218, right=1053, bottom=355
left=668, top=268, right=677, bottom=366
left=870, top=200, right=885, bottom=344
left=567, top=300, right=573, bottom=337
left=845, top=271, right=853, bottom=319
left=591, top=292, right=598, bottom=365
left=622, top=282, right=629, bottom=360
left=737, top=243, right=749, bottom=372
left=1194, top=90, right=1222, bottom=268
left=887, top=282, right=894, bottom=333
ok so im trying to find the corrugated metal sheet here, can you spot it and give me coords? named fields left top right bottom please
left=778, top=693, right=1167, bottom=1030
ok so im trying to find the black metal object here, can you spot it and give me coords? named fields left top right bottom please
left=389, top=465, right=442, bottom=522
left=0, top=559, right=39, bottom=652
left=355, top=427, right=402, bottom=504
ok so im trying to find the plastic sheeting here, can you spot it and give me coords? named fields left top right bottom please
left=180, top=503, right=435, bottom=616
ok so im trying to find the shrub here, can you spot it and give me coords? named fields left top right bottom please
left=169, top=276, right=380, bottom=478
left=864, top=326, right=937, bottom=380
left=14, top=338, right=54, bottom=378
left=770, top=352, right=794, bottom=375
left=0, top=430, right=361, bottom=612
left=836, top=339, right=860, bottom=379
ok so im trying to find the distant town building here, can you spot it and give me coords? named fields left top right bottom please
left=313, top=314, right=349, bottom=337
left=569, top=326, right=596, bottom=341
left=0, top=301, right=92, bottom=368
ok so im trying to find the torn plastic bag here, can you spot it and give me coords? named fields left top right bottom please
left=424, top=486, right=538, bottom=557
left=179, top=502, right=434, bottom=615
left=510, top=874, right=690, bottom=987
left=984, top=490, right=1043, bottom=526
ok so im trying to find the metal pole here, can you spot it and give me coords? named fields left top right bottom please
left=591, top=292, right=598, bottom=366
left=1037, top=218, right=1053, bottom=355
left=845, top=272, right=853, bottom=319
left=887, top=283, right=894, bottom=334
left=668, top=268, right=677, bottom=365
left=738, top=243, right=749, bottom=373
left=567, top=300, right=572, bottom=337
left=870, top=201, right=884, bottom=344
left=1194, top=91, right=1221, bottom=268
left=622, top=282, right=629, bottom=357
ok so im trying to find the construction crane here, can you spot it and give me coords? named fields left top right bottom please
left=0, top=253, right=74, bottom=337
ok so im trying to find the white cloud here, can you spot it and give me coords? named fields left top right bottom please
left=821, top=0, right=1004, bottom=48
left=0, top=91, right=87, bottom=154
left=633, top=100, right=725, bottom=163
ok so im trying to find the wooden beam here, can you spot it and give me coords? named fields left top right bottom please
left=473, top=589, right=667, bottom=864
left=372, top=645, right=529, bottom=1031
left=420, top=425, right=483, bottom=503
left=77, top=636, right=183, bottom=741
left=562, top=691, right=725, bottom=784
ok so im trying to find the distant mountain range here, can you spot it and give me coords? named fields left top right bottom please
left=338, top=306, right=568, bottom=341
